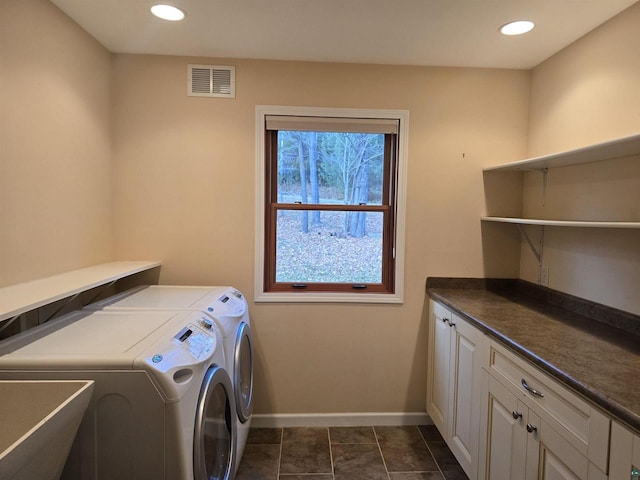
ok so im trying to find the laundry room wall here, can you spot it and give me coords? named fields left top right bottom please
left=520, top=2, right=640, bottom=315
left=0, top=0, right=114, bottom=288
left=3, top=0, right=637, bottom=418
left=112, top=56, right=529, bottom=414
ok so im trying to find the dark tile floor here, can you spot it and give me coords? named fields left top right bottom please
left=236, top=425, right=469, bottom=480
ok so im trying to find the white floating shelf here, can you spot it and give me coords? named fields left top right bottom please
left=0, top=261, right=161, bottom=322
left=483, top=132, right=640, bottom=172
left=482, top=217, right=640, bottom=229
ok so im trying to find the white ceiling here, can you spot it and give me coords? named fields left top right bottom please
left=51, top=0, right=638, bottom=69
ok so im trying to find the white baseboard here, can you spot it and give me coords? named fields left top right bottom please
left=250, top=412, right=432, bottom=429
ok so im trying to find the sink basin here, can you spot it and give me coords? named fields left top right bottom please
left=0, top=380, right=94, bottom=480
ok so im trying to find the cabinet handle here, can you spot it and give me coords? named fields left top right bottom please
left=511, top=411, right=523, bottom=420
left=521, top=378, right=544, bottom=398
left=526, top=423, right=537, bottom=434
left=442, top=318, right=449, bottom=323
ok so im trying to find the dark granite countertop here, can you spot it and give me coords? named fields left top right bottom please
left=426, top=279, right=640, bottom=434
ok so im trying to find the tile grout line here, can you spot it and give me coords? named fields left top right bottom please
left=417, top=426, right=446, bottom=480
left=373, top=426, right=392, bottom=480
left=276, top=427, right=284, bottom=480
left=327, top=427, right=336, bottom=480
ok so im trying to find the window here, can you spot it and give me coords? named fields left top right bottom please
left=255, top=106, right=408, bottom=303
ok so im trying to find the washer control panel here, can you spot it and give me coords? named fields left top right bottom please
left=206, top=289, right=246, bottom=317
left=172, top=323, right=214, bottom=361
left=141, top=317, right=220, bottom=401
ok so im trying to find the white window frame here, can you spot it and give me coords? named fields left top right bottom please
left=254, top=105, right=409, bottom=304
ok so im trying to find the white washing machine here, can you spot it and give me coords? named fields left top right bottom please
left=88, top=285, right=253, bottom=474
left=0, top=309, right=237, bottom=480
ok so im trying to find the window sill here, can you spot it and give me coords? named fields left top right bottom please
left=254, top=291, right=404, bottom=304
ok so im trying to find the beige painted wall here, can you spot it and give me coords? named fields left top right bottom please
left=0, top=0, right=114, bottom=287
left=6, top=0, right=636, bottom=416
left=112, top=56, right=529, bottom=413
left=522, top=2, right=640, bottom=314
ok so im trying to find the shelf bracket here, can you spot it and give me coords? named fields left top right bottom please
left=517, top=224, right=544, bottom=266
left=41, top=292, right=83, bottom=324
left=0, top=314, right=21, bottom=336
left=84, top=279, right=119, bottom=305
left=541, top=168, right=548, bottom=207
left=41, top=278, right=119, bottom=325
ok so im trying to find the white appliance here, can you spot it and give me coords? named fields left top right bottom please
left=0, top=309, right=237, bottom=480
left=88, top=285, right=253, bottom=473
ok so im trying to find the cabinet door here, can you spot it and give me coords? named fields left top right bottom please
left=610, top=421, right=640, bottom=480
left=427, top=300, right=452, bottom=437
left=526, top=414, right=605, bottom=480
left=636, top=437, right=640, bottom=477
left=448, top=313, right=483, bottom=479
left=534, top=440, right=582, bottom=480
left=479, top=373, right=527, bottom=480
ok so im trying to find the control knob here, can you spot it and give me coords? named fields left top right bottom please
left=200, top=317, right=213, bottom=330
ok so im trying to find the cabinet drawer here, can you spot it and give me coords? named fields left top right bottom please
left=486, top=340, right=610, bottom=472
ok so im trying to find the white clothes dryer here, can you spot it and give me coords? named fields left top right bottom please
left=88, top=285, right=253, bottom=473
left=0, top=309, right=236, bottom=480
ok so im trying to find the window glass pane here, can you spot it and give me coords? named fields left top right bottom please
left=276, top=131, right=384, bottom=206
left=275, top=209, right=383, bottom=283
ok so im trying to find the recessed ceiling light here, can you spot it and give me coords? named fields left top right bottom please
left=150, top=4, right=185, bottom=21
left=500, top=20, right=535, bottom=36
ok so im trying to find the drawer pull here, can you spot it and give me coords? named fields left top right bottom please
left=521, top=378, right=544, bottom=398
left=512, top=411, right=523, bottom=420
left=526, top=423, right=537, bottom=434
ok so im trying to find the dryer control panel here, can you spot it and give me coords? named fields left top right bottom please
left=205, top=289, right=246, bottom=317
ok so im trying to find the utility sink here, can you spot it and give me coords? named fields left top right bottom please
left=0, top=380, right=94, bottom=480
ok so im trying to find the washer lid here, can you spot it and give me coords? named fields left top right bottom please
left=1, top=310, right=181, bottom=358
left=93, top=285, right=215, bottom=309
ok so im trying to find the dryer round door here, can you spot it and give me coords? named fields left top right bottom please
left=193, top=366, right=237, bottom=480
left=234, top=321, right=253, bottom=423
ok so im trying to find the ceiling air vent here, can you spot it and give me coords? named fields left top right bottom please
left=188, top=64, right=235, bottom=98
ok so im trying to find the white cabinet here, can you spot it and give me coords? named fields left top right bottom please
left=479, top=372, right=528, bottom=479
left=609, top=421, right=640, bottom=480
left=478, top=339, right=609, bottom=480
left=427, top=300, right=484, bottom=479
left=448, top=312, right=484, bottom=478
left=426, top=300, right=451, bottom=435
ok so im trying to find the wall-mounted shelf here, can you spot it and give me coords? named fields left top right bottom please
left=483, top=132, right=640, bottom=172
left=482, top=217, right=640, bottom=229
left=483, top=133, right=640, bottom=290
left=0, top=261, right=161, bottom=323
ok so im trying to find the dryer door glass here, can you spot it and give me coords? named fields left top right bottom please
left=235, top=322, right=253, bottom=423
left=194, top=366, right=236, bottom=480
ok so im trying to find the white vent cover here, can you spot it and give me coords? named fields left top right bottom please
left=188, top=64, right=235, bottom=98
